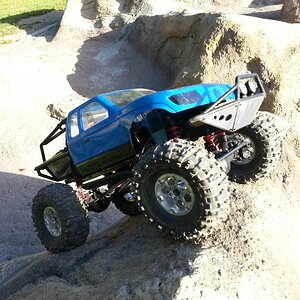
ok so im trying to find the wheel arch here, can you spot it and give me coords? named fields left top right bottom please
left=128, top=108, right=176, bottom=154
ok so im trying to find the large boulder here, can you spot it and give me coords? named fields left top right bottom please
left=128, top=13, right=300, bottom=123
left=281, top=0, right=300, bottom=23
left=95, top=0, right=276, bottom=29
left=54, top=0, right=98, bottom=41
left=96, top=0, right=202, bottom=29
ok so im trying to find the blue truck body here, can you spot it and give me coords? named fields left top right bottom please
left=67, top=83, right=234, bottom=168
left=35, top=73, right=266, bottom=184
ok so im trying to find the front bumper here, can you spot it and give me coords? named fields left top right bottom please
left=189, top=73, right=266, bottom=132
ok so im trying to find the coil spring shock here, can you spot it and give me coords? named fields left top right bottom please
left=166, top=117, right=182, bottom=139
left=204, top=131, right=226, bottom=153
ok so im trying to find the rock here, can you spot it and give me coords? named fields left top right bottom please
left=46, top=103, right=66, bottom=121
left=281, top=0, right=300, bottom=23
left=96, top=0, right=200, bottom=29
left=82, top=0, right=98, bottom=20
left=54, top=0, right=98, bottom=41
left=2, top=182, right=300, bottom=299
left=128, top=12, right=300, bottom=124
left=97, top=0, right=120, bottom=17
left=46, top=99, right=85, bottom=121
left=0, top=201, right=260, bottom=299
left=249, top=0, right=282, bottom=8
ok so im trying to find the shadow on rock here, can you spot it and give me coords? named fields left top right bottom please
left=245, top=8, right=282, bottom=19
left=0, top=175, right=275, bottom=299
left=0, top=217, right=202, bottom=299
left=0, top=184, right=266, bottom=299
left=249, top=0, right=283, bottom=8
left=67, top=28, right=170, bottom=98
left=0, top=172, right=50, bottom=262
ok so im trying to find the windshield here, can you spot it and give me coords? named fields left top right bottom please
left=104, top=89, right=155, bottom=107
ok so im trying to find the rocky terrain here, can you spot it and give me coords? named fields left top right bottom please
left=281, top=0, right=300, bottom=23
left=0, top=0, right=300, bottom=299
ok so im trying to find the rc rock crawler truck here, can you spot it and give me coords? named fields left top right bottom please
left=33, top=73, right=282, bottom=253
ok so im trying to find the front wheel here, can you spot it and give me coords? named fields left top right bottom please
left=227, top=111, right=282, bottom=183
left=132, top=139, right=230, bottom=242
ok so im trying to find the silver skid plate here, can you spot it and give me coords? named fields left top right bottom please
left=189, top=96, right=264, bottom=132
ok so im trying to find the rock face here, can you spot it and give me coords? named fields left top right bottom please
left=281, top=0, right=300, bottom=23
left=249, top=0, right=282, bottom=7
left=128, top=13, right=300, bottom=123
left=95, top=0, right=283, bottom=30
left=2, top=168, right=300, bottom=299
left=96, top=0, right=200, bottom=29
left=54, top=0, right=98, bottom=41
left=0, top=172, right=295, bottom=299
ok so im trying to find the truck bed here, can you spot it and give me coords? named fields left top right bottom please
left=35, top=149, right=73, bottom=181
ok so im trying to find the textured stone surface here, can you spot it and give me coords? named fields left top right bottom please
left=249, top=0, right=282, bottom=7
left=281, top=0, right=300, bottom=23
left=95, top=0, right=284, bottom=30
left=2, top=173, right=300, bottom=300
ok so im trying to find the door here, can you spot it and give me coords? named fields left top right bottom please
left=68, top=99, right=135, bottom=177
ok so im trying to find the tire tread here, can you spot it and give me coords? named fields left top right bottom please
left=132, top=139, right=230, bottom=243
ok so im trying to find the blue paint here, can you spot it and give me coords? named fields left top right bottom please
left=67, top=83, right=235, bottom=166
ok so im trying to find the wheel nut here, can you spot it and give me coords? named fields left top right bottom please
left=184, top=194, right=192, bottom=202
left=242, top=149, right=251, bottom=159
left=167, top=178, right=175, bottom=185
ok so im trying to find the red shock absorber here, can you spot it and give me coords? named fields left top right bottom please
left=204, top=131, right=225, bottom=152
left=166, top=117, right=182, bottom=139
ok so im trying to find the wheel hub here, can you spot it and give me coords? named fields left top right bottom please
left=225, top=134, right=256, bottom=165
left=154, top=173, right=195, bottom=216
left=43, top=207, right=62, bottom=237
left=123, top=192, right=135, bottom=202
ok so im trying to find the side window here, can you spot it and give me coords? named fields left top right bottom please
left=82, top=101, right=109, bottom=130
left=70, top=112, right=79, bottom=138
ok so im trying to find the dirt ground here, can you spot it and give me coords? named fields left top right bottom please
left=1, top=0, right=300, bottom=299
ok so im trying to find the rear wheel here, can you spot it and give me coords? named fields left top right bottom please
left=132, top=139, right=230, bottom=242
left=227, top=111, right=282, bottom=183
left=32, top=184, right=89, bottom=253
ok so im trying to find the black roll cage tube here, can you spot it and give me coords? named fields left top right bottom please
left=203, top=73, right=266, bottom=114
left=35, top=119, right=71, bottom=181
left=40, top=118, right=67, bottom=162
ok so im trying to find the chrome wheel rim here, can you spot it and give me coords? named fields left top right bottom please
left=154, top=173, right=195, bottom=216
left=43, top=207, right=62, bottom=237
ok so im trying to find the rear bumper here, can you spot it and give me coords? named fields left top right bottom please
left=35, top=151, right=72, bottom=182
